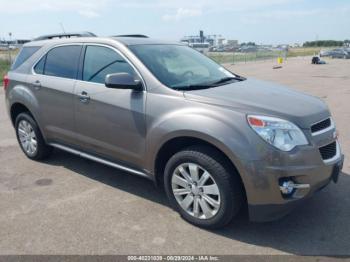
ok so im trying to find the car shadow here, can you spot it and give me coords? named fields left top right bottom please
left=44, top=149, right=169, bottom=206
left=44, top=149, right=350, bottom=256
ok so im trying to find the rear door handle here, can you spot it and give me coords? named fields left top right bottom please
left=78, top=91, right=90, bottom=103
left=32, top=80, right=41, bottom=90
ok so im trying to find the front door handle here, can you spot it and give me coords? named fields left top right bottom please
left=78, top=91, right=90, bottom=103
left=32, top=80, right=41, bottom=90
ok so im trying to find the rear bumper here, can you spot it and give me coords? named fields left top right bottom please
left=245, top=154, right=344, bottom=222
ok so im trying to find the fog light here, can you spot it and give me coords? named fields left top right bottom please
left=279, top=180, right=310, bottom=196
left=280, top=180, right=295, bottom=195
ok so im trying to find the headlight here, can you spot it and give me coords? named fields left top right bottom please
left=247, top=115, right=308, bottom=151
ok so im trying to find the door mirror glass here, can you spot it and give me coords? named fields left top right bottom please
left=105, top=73, right=143, bottom=91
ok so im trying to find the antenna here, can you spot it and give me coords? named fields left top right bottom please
left=59, top=22, right=66, bottom=34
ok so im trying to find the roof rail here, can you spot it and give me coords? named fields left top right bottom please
left=113, top=34, right=149, bottom=38
left=33, top=32, right=97, bottom=41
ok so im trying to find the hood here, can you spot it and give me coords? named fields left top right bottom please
left=184, top=78, right=330, bottom=129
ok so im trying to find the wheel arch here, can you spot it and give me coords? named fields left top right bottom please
left=9, top=102, right=48, bottom=144
left=10, top=103, right=33, bottom=127
left=153, top=135, right=247, bottom=201
left=7, top=83, right=41, bottom=127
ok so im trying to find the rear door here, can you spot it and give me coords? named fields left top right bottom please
left=27, top=44, right=82, bottom=145
left=73, top=44, right=146, bottom=168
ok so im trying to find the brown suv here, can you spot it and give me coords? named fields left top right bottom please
left=4, top=34, right=344, bottom=228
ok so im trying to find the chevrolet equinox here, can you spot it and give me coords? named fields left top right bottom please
left=4, top=35, right=344, bottom=228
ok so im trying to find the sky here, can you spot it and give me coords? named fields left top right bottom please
left=0, top=0, right=349, bottom=44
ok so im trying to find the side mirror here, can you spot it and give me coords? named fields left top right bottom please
left=105, top=73, right=143, bottom=91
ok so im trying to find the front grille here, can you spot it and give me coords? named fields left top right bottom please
left=311, top=118, right=331, bottom=133
left=319, top=142, right=337, bottom=160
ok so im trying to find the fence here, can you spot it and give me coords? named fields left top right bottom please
left=0, top=49, right=17, bottom=81
left=207, top=47, right=323, bottom=65
left=0, top=61, right=11, bottom=82
left=207, top=50, right=288, bottom=65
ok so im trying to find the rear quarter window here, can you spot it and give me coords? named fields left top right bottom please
left=34, top=56, right=45, bottom=75
left=11, top=46, right=40, bottom=70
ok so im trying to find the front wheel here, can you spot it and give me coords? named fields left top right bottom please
left=164, top=146, right=244, bottom=229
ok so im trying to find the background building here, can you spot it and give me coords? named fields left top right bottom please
left=181, top=30, right=238, bottom=52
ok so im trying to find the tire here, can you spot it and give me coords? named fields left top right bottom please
left=164, top=145, right=244, bottom=229
left=15, top=112, right=52, bottom=160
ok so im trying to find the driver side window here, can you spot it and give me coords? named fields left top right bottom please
left=83, top=45, right=136, bottom=84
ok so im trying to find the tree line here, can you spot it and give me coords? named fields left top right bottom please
left=303, top=40, right=349, bottom=47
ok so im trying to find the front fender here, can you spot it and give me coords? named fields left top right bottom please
left=145, top=108, right=254, bottom=180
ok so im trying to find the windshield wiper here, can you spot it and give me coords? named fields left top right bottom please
left=210, top=76, right=244, bottom=85
left=172, top=76, right=246, bottom=91
left=172, top=84, right=216, bottom=91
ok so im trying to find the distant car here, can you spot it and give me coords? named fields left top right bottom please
left=223, top=46, right=236, bottom=52
left=239, top=46, right=257, bottom=52
left=319, top=50, right=332, bottom=57
left=209, top=47, right=225, bottom=52
left=320, top=48, right=350, bottom=59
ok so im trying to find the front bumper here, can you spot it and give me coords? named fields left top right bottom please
left=242, top=150, right=344, bottom=222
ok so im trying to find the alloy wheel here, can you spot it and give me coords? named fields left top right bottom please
left=171, top=163, right=221, bottom=219
left=18, top=120, right=38, bottom=156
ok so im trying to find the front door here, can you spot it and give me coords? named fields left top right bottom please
left=74, top=45, right=146, bottom=168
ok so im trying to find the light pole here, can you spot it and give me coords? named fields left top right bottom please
left=8, top=32, right=12, bottom=64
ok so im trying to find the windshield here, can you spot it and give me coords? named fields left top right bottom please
left=129, top=44, right=242, bottom=90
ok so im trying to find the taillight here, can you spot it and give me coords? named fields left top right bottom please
left=3, top=75, right=9, bottom=90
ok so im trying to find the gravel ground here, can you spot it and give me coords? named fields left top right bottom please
left=0, top=57, right=349, bottom=255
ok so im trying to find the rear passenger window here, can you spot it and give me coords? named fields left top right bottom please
left=12, top=46, right=40, bottom=70
left=34, top=56, right=45, bottom=75
left=83, top=46, right=135, bottom=84
left=44, top=45, right=81, bottom=79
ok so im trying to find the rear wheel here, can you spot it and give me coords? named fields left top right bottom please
left=164, top=146, right=244, bottom=229
left=15, top=113, right=52, bottom=160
